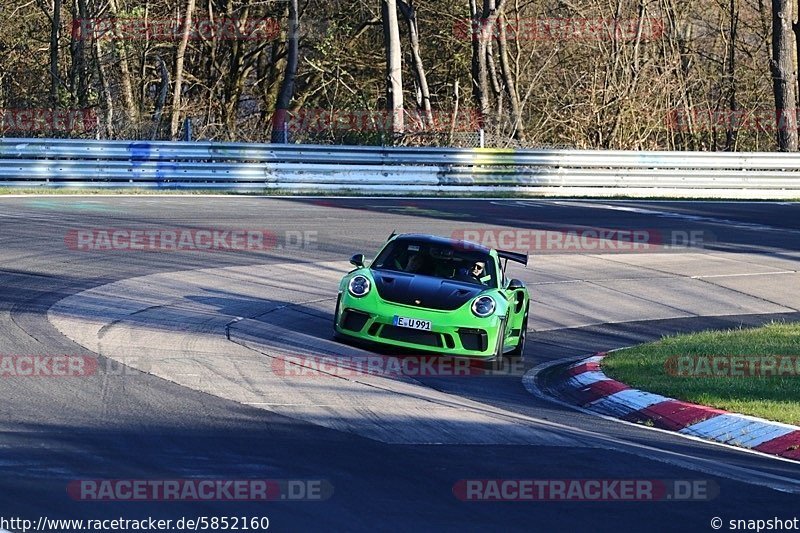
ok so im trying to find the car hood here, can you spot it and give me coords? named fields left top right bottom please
left=371, top=271, right=485, bottom=311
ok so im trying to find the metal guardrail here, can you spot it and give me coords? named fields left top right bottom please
left=1, top=138, right=799, bottom=197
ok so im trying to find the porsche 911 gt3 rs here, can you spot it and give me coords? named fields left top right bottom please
left=333, top=233, right=530, bottom=363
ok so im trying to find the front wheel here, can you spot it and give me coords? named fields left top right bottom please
left=508, top=309, right=528, bottom=357
left=332, top=294, right=344, bottom=341
left=481, top=317, right=507, bottom=371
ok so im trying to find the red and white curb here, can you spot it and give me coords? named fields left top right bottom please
left=546, top=352, right=800, bottom=461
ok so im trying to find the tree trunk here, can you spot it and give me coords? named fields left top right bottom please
left=470, top=0, right=506, bottom=129
left=152, top=55, right=170, bottom=139
left=272, top=0, right=299, bottom=142
left=68, top=13, right=76, bottom=105
left=397, top=0, right=433, bottom=127
left=449, top=79, right=460, bottom=144
left=487, top=38, right=503, bottom=137
left=724, top=0, right=738, bottom=150
left=382, top=0, right=404, bottom=135
left=772, top=0, right=798, bottom=150
left=93, top=36, right=114, bottom=138
left=468, top=0, right=480, bottom=122
left=170, top=0, right=197, bottom=139
left=795, top=0, right=800, bottom=113
left=68, top=0, right=82, bottom=106
left=76, top=0, right=89, bottom=106
left=108, top=0, right=138, bottom=124
left=222, top=41, right=245, bottom=137
left=496, top=10, right=524, bottom=141
left=50, top=0, right=62, bottom=107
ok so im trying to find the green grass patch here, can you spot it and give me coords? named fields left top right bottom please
left=601, top=321, right=800, bottom=425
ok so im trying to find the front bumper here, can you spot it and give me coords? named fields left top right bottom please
left=334, top=291, right=506, bottom=359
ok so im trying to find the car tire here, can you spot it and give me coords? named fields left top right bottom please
left=481, top=317, right=507, bottom=371
left=508, top=308, right=528, bottom=357
left=332, top=294, right=344, bottom=341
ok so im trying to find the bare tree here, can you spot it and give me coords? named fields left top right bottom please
left=397, top=0, right=433, bottom=127
left=0, top=0, right=785, bottom=148
left=49, top=0, right=62, bottom=107
left=272, top=0, right=299, bottom=142
left=152, top=55, right=170, bottom=139
left=470, top=0, right=506, bottom=128
left=94, top=35, right=114, bottom=138
left=170, top=0, right=197, bottom=139
left=69, top=0, right=90, bottom=107
left=382, top=0, right=404, bottom=135
left=724, top=0, right=739, bottom=150
left=771, top=0, right=798, bottom=150
left=496, top=10, right=524, bottom=141
left=108, top=0, right=138, bottom=123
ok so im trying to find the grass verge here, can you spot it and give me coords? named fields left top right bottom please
left=601, top=321, right=800, bottom=426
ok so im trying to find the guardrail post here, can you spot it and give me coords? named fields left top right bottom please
left=183, top=118, right=192, bottom=141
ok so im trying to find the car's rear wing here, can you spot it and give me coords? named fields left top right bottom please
left=497, top=249, right=528, bottom=266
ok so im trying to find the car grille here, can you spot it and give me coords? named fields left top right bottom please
left=379, top=325, right=442, bottom=347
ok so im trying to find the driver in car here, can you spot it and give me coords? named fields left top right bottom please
left=458, top=261, right=490, bottom=284
left=405, top=252, right=425, bottom=273
left=470, top=261, right=486, bottom=283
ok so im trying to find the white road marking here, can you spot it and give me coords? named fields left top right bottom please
left=692, top=271, right=797, bottom=279
left=524, top=357, right=800, bottom=493
left=551, top=201, right=800, bottom=233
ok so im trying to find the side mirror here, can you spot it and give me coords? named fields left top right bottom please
left=507, top=278, right=525, bottom=290
left=350, top=254, right=365, bottom=268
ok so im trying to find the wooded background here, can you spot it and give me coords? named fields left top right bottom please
left=1, top=0, right=799, bottom=150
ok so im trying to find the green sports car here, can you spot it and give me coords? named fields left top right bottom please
left=333, top=233, right=530, bottom=363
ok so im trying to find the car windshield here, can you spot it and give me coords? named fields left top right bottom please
left=371, top=239, right=497, bottom=287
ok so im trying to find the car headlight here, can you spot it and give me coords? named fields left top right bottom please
left=471, top=295, right=496, bottom=317
left=348, top=275, right=371, bottom=297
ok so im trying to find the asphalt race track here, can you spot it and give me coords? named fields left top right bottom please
left=0, top=197, right=799, bottom=532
